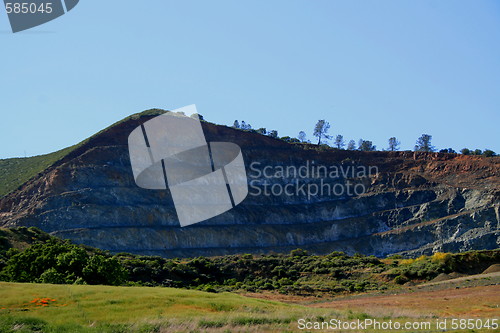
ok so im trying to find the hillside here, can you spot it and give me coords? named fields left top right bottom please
left=0, top=147, right=75, bottom=198
left=0, top=109, right=499, bottom=258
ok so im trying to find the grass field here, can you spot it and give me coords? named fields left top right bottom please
left=0, top=282, right=328, bottom=332
left=0, top=282, right=499, bottom=332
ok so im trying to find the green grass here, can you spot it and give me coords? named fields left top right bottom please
left=0, top=147, right=76, bottom=198
left=1, top=282, right=497, bottom=332
left=0, top=282, right=325, bottom=332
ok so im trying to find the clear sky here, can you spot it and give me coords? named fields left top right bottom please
left=0, top=0, right=499, bottom=158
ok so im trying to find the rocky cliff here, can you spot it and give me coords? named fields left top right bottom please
left=0, top=110, right=499, bottom=257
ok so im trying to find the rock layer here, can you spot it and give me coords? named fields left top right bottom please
left=1, top=111, right=499, bottom=257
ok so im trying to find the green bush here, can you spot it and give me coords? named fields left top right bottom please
left=278, top=277, right=293, bottom=286
left=290, top=248, right=309, bottom=257
left=0, top=239, right=127, bottom=286
left=203, top=285, right=217, bottom=293
left=394, top=275, right=409, bottom=284
left=387, top=254, right=403, bottom=259
left=39, top=267, right=68, bottom=284
left=82, top=255, right=127, bottom=286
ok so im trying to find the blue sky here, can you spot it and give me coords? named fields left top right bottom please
left=0, top=0, right=499, bottom=158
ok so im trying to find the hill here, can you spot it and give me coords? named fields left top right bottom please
left=0, top=109, right=499, bottom=258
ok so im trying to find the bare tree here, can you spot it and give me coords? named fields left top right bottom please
left=313, top=120, right=332, bottom=145
left=388, top=137, right=400, bottom=151
left=334, top=135, right=345, bottom=149
left=298, top=131, right=307, bottom=143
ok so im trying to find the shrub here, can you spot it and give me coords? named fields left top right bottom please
left=394, top=275, right=409, bottom=284
left=290, top=248, right=309, bottom=257
left=203, top=285, right=217, bottom=293
left=39, top=267, right=68, bottom=284
left=1, top=239, right=83, bottom=283
left=82, top=255, right=127, bottom=285
left=399, top=258, right=415, bottom=265
left=278, top=277, right=293, bottom=286
left=431, top=252, right=451, bottom=263
left=387, top=254, right=403, bottom=259
left=262, top=282, right=274, bottom=290
left=483, top=149, right=496, bottom=157
left=354, top=282, right=367, bottom=291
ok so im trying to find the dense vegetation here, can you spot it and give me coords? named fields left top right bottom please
left=0, top=228, right=126, bottom=286
left=1, top=227, right=498, bottom=296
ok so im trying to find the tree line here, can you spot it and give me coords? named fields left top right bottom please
left=232, top=119, right=496, bottom=156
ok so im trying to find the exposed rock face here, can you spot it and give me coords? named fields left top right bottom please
left=1, top=111, right=499, bottom=257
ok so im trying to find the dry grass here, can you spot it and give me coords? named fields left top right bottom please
left=310, top=285, right=500, bottom=318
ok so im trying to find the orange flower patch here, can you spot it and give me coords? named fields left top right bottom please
left=29, top=297, right=57, bottom=307
left=1, top=297, right=62, bottom=311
